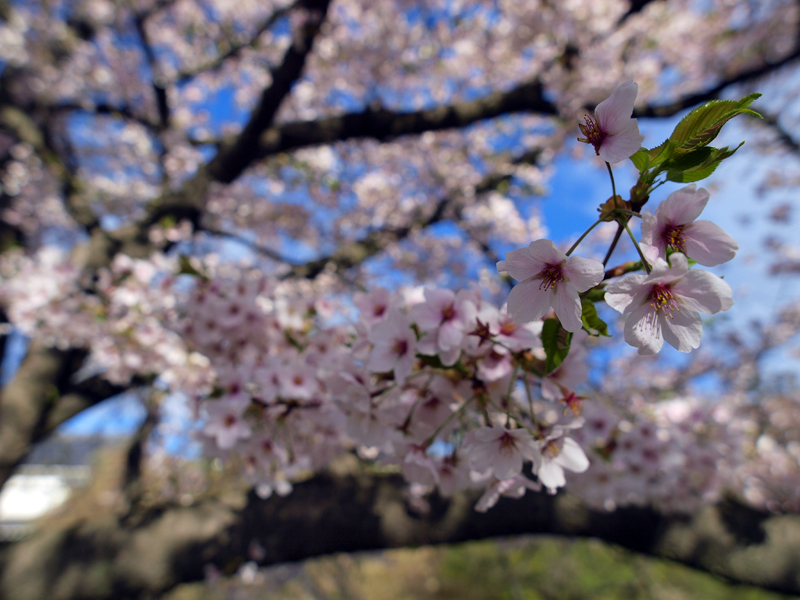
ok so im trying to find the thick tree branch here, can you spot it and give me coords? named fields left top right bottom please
left=255, top=79, right=557, bottom=161
left=1, top=470, right=799, bottom=600
left=206, top=0, right=333, bottom=183
left=0, top=341, right=130, bottom=491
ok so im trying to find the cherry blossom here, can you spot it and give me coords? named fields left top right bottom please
left=640, top=184, right=739, bottom=266
left=367, top=309, right=417, bottom=381
left=605, top=254, right=733, bottom=354
left=536, top=428, right=591, bottom=493
left=463, top=426, right=541, bottom=481
left=577, top=81, right=645, bottom=164
left=497, top=239, right=604, bottom=332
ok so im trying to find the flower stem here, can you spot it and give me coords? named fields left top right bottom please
left=602, top=223, right=624, bottom=266
left=605, top=161, right=617, bottom=200
left=424, top=394, right=476, bottom=447
left=566, top=218, right=604, bottom=256
left=623, top=220, right=652, bottom=274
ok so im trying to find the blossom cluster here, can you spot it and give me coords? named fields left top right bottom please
left=501, top=81, right=739, bottom=356
left=176, top=275, right=598, bottom=506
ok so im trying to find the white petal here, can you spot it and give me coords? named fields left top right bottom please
left=552, top=284, right=582, bottom=333
left=563, top=255, right=605, bottom=291
left=556, top=438, right=590, bottom=473
left=660, top=308, right=703, bottom=353
left=624, top=302, right=664, bottom=355
left=537, top=460, right=566, bottom=490
left=506, top=280, right=553, bottom=324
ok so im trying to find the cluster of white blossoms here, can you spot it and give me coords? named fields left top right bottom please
left=177, top=81, right=746, bottom=510
left=501, top=81, right=738, bottom=356
left=177, top=275, right=598, bottom=507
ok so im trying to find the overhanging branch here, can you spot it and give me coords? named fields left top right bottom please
left=1, top=471, right=798, bottom=600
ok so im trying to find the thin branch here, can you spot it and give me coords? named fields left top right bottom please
left=198, top=226, right=294, bottom=264
left=133, top=13, right=170, bottom=129
left=173, top=2, right=299, bottom=85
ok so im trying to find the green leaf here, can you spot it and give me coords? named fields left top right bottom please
left=668, top=93, right=761, bottom=155
left=541, top=318, right=572, bottom=374
left=646, top=139, right=677, bottom=168
left=663, top=147, right=714, bottom=172
left=629, top=149, right=650, bottom=172
left=665, top=142, right=744, bottom=183
left=580, top=298, right=610, bottom=337
left=177, top=255, right=206, bottom=279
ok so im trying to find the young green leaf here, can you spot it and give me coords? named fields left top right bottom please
left=668, top=93, right=761, bottom=155
left=542, top=318, right=572, bottom=373
left=580, top=297, right=610, bottom=337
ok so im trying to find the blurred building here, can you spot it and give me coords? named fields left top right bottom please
left=0, top=435, right=119, bottom=541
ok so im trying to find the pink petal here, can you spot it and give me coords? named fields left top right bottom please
left=497, top=245, right=545, bottom=281
left=624, top=302, right=664, bottom=355
left=527, top=239, right=566, bottom=264
left=660, top=308, right=703, bottom=353
left=595, top=81, right=639, bottom=135
left=682, top=220, right=738, bottom=266
left=674, top=270, right=733, bottom=314
left=506, top=280, right=553, bottom=324
left=605, top=273, right=649, bottom=313
left=598, top=119, right=645, bottom=164
left=552, top=284, right=582, bottom=333
left=563, top=255, right=605, bottom=291
left=659, top=184, right=709, bottom=225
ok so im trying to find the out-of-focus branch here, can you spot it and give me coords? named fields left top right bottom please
left=133, top=13, right=169, bottom=129
left=205, top=0, right=332, bottom=184
left=0, top=341, right=130, bottom=491
left=254, top=80, right=557, bottom=163
left=635, top=48, right=800, bottom=119
left=2, top=470, right=799, bottom=600
left=288, top=149, right=542, bottom=280
left=173, top=2, right=299, bottom=84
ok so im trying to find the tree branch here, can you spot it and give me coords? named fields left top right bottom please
left=173, top=2, right=299, bottom=85
left=206, top=0, right=333, bottom=184
left=0, top=341, right=130, bottom=491
left=255, top=79, right=557, bottom=162
left=2, top=470, right=799, bottom=599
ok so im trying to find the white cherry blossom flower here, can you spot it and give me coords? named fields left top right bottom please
left=640, top=184, right=738, bottom=266
left=578, top=80, right=645, bottom=163
left=533, top=420, right=590, bottom=492
left=605, top=253, right=733, bottom=355
left=368, top=309, right=416, bottom=381
left=463, top=426, right=541, bottom=480
left=497, top=239, right=604, bottom=332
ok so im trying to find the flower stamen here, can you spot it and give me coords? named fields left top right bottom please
left=663, top=224, right=686, bottom=252
left=649, top=284, right=680, bottom=318
left=538, top=264, right=564, bottom=291
left=578, top=115, right=606, bottom=155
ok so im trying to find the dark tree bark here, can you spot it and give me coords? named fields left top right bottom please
left=1, top=470, right=798, bottom=600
